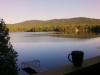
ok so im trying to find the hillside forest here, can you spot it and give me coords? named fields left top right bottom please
left=6, top=17, right=100, bottom=32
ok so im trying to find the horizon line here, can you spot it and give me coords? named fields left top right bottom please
left=6, top=17, right=100, bottom=24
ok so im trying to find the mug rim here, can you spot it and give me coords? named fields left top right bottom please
left=72, top=50, right=84, bottom=53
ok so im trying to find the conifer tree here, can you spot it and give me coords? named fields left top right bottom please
left=0, top=19, right=18, bottom=75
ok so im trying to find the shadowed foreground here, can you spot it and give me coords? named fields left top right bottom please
left=33, top=55, right=100, bottom=75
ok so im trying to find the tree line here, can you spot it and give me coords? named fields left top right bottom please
left=6, top=24, right=100, bottom=32
left=6, top=17, right=100, bottom=32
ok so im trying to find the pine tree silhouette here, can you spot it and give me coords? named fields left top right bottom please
left=0, top=19, right=18, bottom=75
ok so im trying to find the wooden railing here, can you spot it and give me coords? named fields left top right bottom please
left=33, top=55, right=100, bottom=75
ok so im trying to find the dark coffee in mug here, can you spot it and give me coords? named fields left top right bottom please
left=68, top=51, right=84, bottom=67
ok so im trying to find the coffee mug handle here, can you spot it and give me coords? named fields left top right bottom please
left=68, top=54, right=73, bottom=62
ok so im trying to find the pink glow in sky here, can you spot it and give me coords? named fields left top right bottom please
left=0, top=0, right=100, bottom=24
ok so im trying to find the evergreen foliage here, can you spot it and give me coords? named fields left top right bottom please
left=0, top=21, right=18, bottom=75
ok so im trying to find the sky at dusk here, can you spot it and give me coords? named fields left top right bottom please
left=0, top=0, right=100, bottom=24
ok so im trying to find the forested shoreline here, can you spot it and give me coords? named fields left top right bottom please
left=6, top=17, right=100, bottom=32
left=6, top=24, right=100, bottom=32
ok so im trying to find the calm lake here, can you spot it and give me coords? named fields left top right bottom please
left=9, top=32, right=100, bottom=75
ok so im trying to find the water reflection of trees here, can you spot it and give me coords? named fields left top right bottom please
left=28, top=31, right=100, bottom=39
left=0, top=22, right=18, bottom=75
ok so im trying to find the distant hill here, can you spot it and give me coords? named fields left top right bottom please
left=14, top=20, right=45, bottom=26
left=11, top=17, right=100, bottom=26
left=6, top=17, right=100, bottom=32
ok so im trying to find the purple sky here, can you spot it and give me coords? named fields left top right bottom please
left=0, top=0, right=100, bottom=24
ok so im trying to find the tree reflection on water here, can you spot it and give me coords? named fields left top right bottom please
left=0, top=21, right=19, bottom=75
left=26, top=31, right=100, bottom=39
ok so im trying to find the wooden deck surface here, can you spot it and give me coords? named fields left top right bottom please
left=21, top=60, right=48, bottom=73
